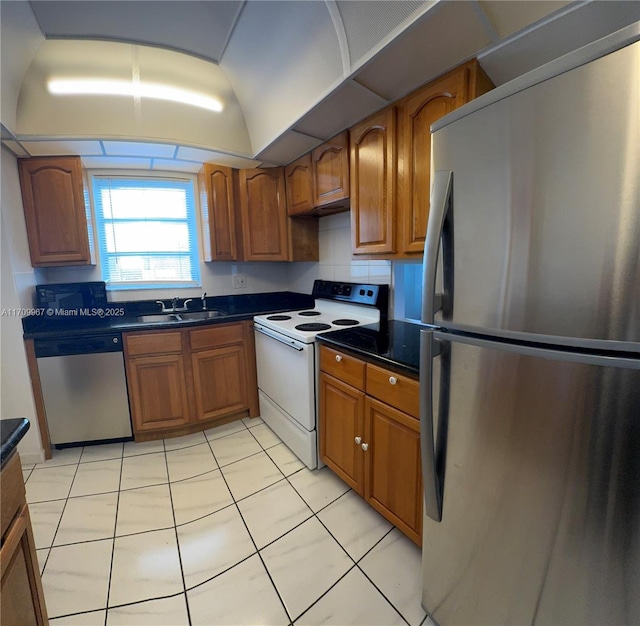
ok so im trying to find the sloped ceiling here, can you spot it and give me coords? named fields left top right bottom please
left=29, top=0, right=245, bottom=63
left=3, top=0, right=639, bottom=169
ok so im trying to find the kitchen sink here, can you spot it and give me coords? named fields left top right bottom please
left=135, top=310, right=227, bottom=324
left=179, top=310, right=227, bottom=320
left=136, top=314, right=182, bottom=323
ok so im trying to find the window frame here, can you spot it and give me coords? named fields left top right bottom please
left=88, top=170, right=202, bottom=291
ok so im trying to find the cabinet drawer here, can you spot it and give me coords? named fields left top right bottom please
left=366, top=364, right=419, bottom=418
left=1, top=453, right=25, bottom=539
left=320, top=346, right=365, bottom=390
left=125, top=331, right=183, bottom=357
left=189, top=323, right=243, bottom=351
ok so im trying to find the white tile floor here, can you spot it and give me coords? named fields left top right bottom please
left=22, top=416, right=430, bottom=626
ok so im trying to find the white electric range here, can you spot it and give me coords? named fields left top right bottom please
left=253, top=280, right=389, bottom=469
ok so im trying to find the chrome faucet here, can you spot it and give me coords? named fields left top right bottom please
left=201, top=292, right=208, bottom=310
left=155, top=300, right=166, bottom=312
left=171, top=297, right=179, bottom=312
left=183, top=298, right=194, bottom=310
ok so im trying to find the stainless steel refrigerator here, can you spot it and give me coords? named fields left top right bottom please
left=419, top=23, right=640, bottom=626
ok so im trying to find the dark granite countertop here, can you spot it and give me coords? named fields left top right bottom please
left=1, top=418, right=30, bottom=468
left=22, top=291, right=315, bottom=340
left=317, top=319, right=426, bottom=375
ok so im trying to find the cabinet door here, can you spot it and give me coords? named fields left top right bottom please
left=0, top=506, right=48, bottom=626
left=312, top=132, right=349, bottom=208
left=199, top=164, right=240, bottom=261
left=364, top=397, right=422, bottom=545
left=191, top=344, right=249, bottom=421
left=397, top=70, right=469, bottom=255
left=397, top=60, right=493, bottom=255
left=126, top=354, right=191, bottom=432
left=350, top=108, right=396, bottom=255
left=239, top=168, right=289, bottom=261
left=18, top=156, right=92, bottom=266
left=285, top=153, right=314, bottom=216
left=319, top=372, right=365, bottom=495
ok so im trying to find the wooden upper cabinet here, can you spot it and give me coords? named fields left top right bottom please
left=239, top=167, right=318, bottom=262
left=312, top=131, right=349, bottom=209
left=285, top=153, right=314, bottom=216
left=397, top=60, right=494, bottom=255
left=350, top=108, right=397, bottom=255
left=18, top=156, right=94, bottom=267
left=239, top=168, right=289, bottom=261
left=199, top=164, right=241, bottom=261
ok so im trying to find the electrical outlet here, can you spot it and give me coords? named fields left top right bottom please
left=232, top=274, right=247, bottom=289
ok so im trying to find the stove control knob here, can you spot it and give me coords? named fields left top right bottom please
left=355, top=437, right=362, bottom=445
left=361, top=443, right=369, bottom=451
left=389, top=376, right=397, bottom=385
left=335, top=355, right=342, bottom=362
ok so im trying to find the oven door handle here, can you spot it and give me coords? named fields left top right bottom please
left=253, top=324, right=306, bottom=351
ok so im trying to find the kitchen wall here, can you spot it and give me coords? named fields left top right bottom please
left=38, top=259, right=291, bottom=303
left=1, top=148, right=45, bottom=463
left=36, top=203, right=393, bottom=302
left=288, top=212, right=393, bottom=299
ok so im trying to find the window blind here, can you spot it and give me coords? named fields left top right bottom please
left=92, top=176, right=200, bottom=289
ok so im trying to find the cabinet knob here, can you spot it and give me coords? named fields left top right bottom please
left=361, top=443, right=369, bottom=451
left=355, top=436, right=362, bottom=445
left=335, top=355, right=342, bottom=362
left=389, top=376, right=397, bottom=385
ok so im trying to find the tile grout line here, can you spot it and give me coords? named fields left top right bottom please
left=277, top=455, right=414, bottom=624
left=163, top=438, right=193, bottom=626
left=38, top=427, right=420, bottom=625
left=35, top=447, right=85, bottom=580
left=228, top=423, right=399, bottom=623
left=204, top=433, right=294, bottom=624
left=103, top=444, right=125, bottom=626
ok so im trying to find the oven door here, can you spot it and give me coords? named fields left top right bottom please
left=254, top=323, right=315, bottom=430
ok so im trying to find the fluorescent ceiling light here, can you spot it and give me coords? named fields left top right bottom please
left=48, top=79, right=223, bottom=112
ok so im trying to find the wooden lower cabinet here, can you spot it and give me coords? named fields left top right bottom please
left=124, top=321, right=259, bottom=439
left=126, top=354, right=191, bottom=432
left=319, top=372, right=365, bottom=495
left=192, top=344, right=249, bottom=421
left=364, top=397, right=422, bottom=544
left=319, top=345, right=422, bottom=545
left=1, top=453, right=48, bottom=626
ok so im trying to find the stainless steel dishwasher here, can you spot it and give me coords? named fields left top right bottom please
left=34, top=332, right=133, bottom=447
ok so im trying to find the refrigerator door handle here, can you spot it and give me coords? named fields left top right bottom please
left=420, top=328, right=443, bottom=522
left=422, top=170, right=453, bottom=325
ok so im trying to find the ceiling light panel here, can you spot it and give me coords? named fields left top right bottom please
left=102, top=141, right=176, bottom=158
left=48, top=79, right=223, bottom=112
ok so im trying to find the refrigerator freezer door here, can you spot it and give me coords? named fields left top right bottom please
left=428, top=39, right=640, bottom=346
left=421, top=332, right=640, bottom=625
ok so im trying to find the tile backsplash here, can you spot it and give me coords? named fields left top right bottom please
left=287, top=212, right=392, bottom=294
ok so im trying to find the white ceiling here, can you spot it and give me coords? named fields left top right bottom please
left=3, top=0, right=640, bottom=169
left=29, top=1, right=245, bottom=64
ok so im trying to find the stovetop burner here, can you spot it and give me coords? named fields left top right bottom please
left=332, top=319, right=359, bottom=326
left=298, top=311, right=321, bottom=317
left=266, top=314, right=292, bottom=321
left=295, top=323, right=332, bottom=332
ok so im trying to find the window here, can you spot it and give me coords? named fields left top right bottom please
left=92, top=175, right=200, bottom=290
